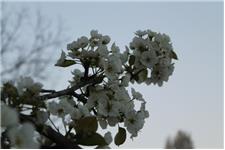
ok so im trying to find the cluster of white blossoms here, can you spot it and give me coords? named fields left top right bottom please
left=1, top=29, right=177, bottom=148
left=1, top=77, right=47, bottom=148
left=47, top=96, right=90, bottom=120
left=53, top=29, right=177, bottom=139
left=129, top=30, right=177, bottom=86
left=85, top=84, right=149, bottom=138
left=1, top=102, right=39, bottom=148
left=16, top=76, right=43, bottom=95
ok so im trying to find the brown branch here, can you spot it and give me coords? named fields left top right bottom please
left=37, top=74, right=104, bottom=101
left=40, top=89, right=56, bottom=93
left=72, top=92, right=87, bottom=104
left=18, top=75, right=104, bottom=148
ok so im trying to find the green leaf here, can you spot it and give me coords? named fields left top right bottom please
left=133, top=69, right=148, bottom=83
left=114, top=127, right=126, bottom=146
left=138, top=69, right=148, bottom=82
left=170, top=50, right=178, bottom=60
left=55, top=59, right=76, bottom=67
left=74, top=116, right=98, bottom=133
left=77, top=132, right=107, bottom=146
left=129, top=55, right=135, bottom=66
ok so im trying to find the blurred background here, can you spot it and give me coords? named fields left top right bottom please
left=0, top=1, right=223, bottom=148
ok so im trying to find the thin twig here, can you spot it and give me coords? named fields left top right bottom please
left=40, top=89, right=56, bottom=93
left=48, top=116, right=60, bottom=133
left=62, top=117, right=67, bottom=133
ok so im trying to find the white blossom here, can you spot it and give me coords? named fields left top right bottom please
left=71, top=69, right=83, bottom=77
left=120, top=46, right=129, bottom=64
left=155, top=33, right=171, bottom=49
left=133, top=51, right=144, bottom=71
left=7, top=123, right=39, bottom=148
left=77, top=104, right=90, bottom=117
left=96, top=45, right=109, bottom=58
left=135, top=30, right=147, bottom=37
left=47, top=101, right=60, bottom=116
left=67, top=41, right=80, bottom=50
left=124, top=110, right=145, bottom=138
left=114, top=86, right=131, bottom=102
left=36, top=111, right=48, bottom=124
left=146, top=29, right=157, bottom=38
left=1, top=103, right=19, bottom=127
left=104, top=131, right=112, bottom=144
left=47, top=100, right=73, bottom=118
left=98, top=118, right=108, bottom=129
left=70, top=69, right=84, bottom=85
left=97, top=101, right=120, bottom=117
left=119, top=100, right=134, bottom=114
left=149, top=64, right=174, bottom=86
left=86, top=89, right=108, bottom=109
left=133, top=49, right=142, bottom=58
left=107, top=80, right=120, bottom=92
left=17, top=76, right=43, bottom=95
left=159, top=57, right=172, bottom=66
left=102, top=35, right=111, bottom=44
left=90, top=30, right=102, bottom=38
left=68, top=103, right=90, bottom=120
left=103, top=55, right=122, bottom=80
left=130, top=37, right=147, bottom=51
left=60, top=100, right=74, bottom=113
left=77, top=36, right=89, bottom=48
left=107, top=117, right=119, bottom=127
left=140, top=51, right=158, bottom=69
left=140, top=102, right=150, bottom=118
left=17, top=77, right=33, bottom=90
left=131, top=88, right=145, bottom=101
left=121, top=73, right=131, bottom=87
left=111, top=43, right=120, bottom=54
left=70, top=108, right=82, bottom=120
left=110, top=54, right=122, bottom=72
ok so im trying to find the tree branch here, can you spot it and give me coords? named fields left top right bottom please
left=37, top=74, right=104, bottom=101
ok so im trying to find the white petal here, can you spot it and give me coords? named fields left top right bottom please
left=104, top=131, right=112, bottom=144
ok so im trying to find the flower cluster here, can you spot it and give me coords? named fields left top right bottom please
left=53, top=30, right=177, bottom=140
left=1, top=29, right=177, bottom=148
left=16, top=76, right=43, bottom=95
left=1, top=78, right=46, bottom=148
left=47, top=96, right=90, bottom=120
left=1, top=102, right=39, bottom=148
left=129, top=30, right=177, bottom=86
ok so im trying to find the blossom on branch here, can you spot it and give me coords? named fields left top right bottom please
left=1, top=29, right=177, bottom=148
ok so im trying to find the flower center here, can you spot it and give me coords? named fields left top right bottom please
left=15, top=136, right=22, bottom=146
left=57, top=108, right=64, bottom=115
left=106, top=103, right=112, bottom=112
left=146, top=57, right=151, bottom=63
left=129, top=118, right=135, bottom=124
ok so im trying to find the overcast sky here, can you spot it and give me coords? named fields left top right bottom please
left=4, top=1, right=223, bottom=148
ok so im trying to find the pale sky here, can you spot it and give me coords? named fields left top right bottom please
left=4, top=1, right=223, bottom=148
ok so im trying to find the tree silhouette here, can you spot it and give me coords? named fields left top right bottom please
left=1, top=2, right=65, bottom=81
left=165, top=130, right=194, bottom=149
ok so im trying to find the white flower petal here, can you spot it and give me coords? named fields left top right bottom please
left=1, top=103, right=19, bottom=127
left=104, top=131, right=112, bottom=144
